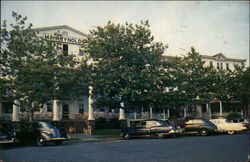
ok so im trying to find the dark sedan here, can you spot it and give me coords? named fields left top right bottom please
left=0, top=126, right=17, bottom=145
left=121, top=119, right=183, bottom=139
left=16, top=121, right=68, bottom=146
left=184, top=118, right=218, bottom=136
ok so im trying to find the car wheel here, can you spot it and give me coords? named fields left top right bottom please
left=36, top=136, right=46, bottom=146
left=227, top=130, right=235, bottom=135
left=54, top=141, right=63, bottom=145
left=123, top=133, right=130, bottom=140
left=199, top=129, right=208, bottom=136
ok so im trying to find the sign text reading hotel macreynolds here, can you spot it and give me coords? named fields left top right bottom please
left=43, top=34, right=86, bottom=45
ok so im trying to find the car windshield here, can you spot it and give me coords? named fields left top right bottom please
left=158, top=120, right=169, bottom=125
left=0, top=127, right=9, bottom=136
left=40, top=122, right=54, bottom=128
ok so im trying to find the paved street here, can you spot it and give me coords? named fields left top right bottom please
left=1, top=134, right=249, bottom=162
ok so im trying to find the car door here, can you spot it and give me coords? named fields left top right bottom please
left=135, top=121, right=150, bottom=136
left=149, top=121, right=167, bottom=134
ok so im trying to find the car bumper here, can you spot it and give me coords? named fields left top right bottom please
left=0, top=138, right=16, bottom=144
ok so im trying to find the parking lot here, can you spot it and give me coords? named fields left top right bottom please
left=1, top=133, right=249, bottom=162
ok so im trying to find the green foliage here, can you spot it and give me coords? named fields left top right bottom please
left=226, top=112, right=242, bottom=120
left=85, top=20, right=167, bottom=110
left=164, top=47, right=212, bottom=107
left=94, top=117, right=120, bottom=130
left=0, top=12, right=89, bottom=121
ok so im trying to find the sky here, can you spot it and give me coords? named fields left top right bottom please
left=1, top=1, right=249, bottom=66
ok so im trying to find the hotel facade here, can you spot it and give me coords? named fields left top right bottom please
left=0, top=25, right=247, bottom=122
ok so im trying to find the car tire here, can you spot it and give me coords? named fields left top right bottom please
left=227, top=130, right=235, bottom=135
left=199, top=129, right=208, bottom=136
left=123, top=133, right=130, bottom=140
left=54, top=141, right=63, bottom=145
left=36, top=136, right=46, bottom=146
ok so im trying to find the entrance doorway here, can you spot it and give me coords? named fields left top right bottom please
left=62, top=104, right=69, bottom=119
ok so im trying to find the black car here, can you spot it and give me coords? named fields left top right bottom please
left=183, top=118, right=218, bottom=136
left=16, top=121, right=68, bottom=146
left=0, top=126, right=17, bottom=145
left=121, top=119, right=183, bottom=139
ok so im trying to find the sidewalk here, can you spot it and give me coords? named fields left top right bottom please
left=67, top=133, right=121, bottom=143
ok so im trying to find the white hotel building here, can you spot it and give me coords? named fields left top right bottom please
left=0, top=25, right=247, bottom=122
left=201, top=53, right=246, bottom=71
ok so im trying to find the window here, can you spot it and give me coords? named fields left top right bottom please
left=137, top=122, right=146, bottom=127
left=192, top=119, right=204, bottom=124
left=47, top=103, right=52, bottom=112
left=79, top=104, right=84, bottom=114
left=209, top=61, right=213, bottom=67
left=2, top=102, right=13, bottom=114
left=63, top=44, right=68, bottom=56
left=79, top=49, right=84, bottom=56
left=217, top=62, right=220, bottom=69
left=220, top=63, right=223, bottom=69
left=146, top=121, right=160, bottom=127
left=226, top=63, right=229, bottom=70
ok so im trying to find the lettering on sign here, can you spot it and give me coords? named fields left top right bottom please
left=43, top=34, right=86, bottom=45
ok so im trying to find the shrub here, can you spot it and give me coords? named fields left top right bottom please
left=95, top=117, right=107, bottom=130
left=226, top=112, right=242, bottom=120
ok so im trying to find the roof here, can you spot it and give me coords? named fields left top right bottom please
left=32, top=25, right=89, bottom=38
left=201, top=53, right=246, bottom=62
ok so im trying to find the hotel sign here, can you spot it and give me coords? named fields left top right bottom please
left=43, top=34, right=86, bottom=45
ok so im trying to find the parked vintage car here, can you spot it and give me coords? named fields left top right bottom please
left=0, top=126, right=17, bottom=145
left=227, top=118, right=249, bottom=129
left=16, top=121, right=68, bottom=146
left=121, top=119, right=183, bottom=139
left=209, top=118, right=247, bottom=135
left=183, top=118, right=218, bottom=136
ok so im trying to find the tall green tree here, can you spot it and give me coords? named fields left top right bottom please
left=84, top=20, right=167, bottom=111
left=163, top=47, right=219, bottom=111
left=0, top=12, right=88, bottom=121
left=226, top=66, right=250, bottom=115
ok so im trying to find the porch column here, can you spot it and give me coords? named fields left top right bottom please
left=88, top=86, right=94, bottom=120
left=197, top=105, right=202, bottom=117
left=163, top=109, right=166, bottom=120
left=219, top=101, right=223, bottom=117
left=184, top=106, right=187, bottom=118
left=53, top=100, right=60, bottom=121
left=119, top=102, right=126, bottom=120
left=150, top=106, right=153, bottom=119
left=119, top=102, right=126, bottom=129
left=167, top=109, right=170, bottom=119
left=0, top=99, right=2, bottom=117
left=12, top=100, right=20, bottom=122
left=206, top=103, right=211, bottom=119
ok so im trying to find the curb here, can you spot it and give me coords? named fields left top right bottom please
left=66, top=137, right=122, bottom=144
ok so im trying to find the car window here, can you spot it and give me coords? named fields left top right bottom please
left=192, top=120, right=204, bottom=124
left=41, top=122, right=54, bottom=128
left=0, top=127, right=9, bottom=136
left=233, top=119, right=238, bottom=123
left=136, top=122, right=146, bottom=127
left=146, top=121, right=161, bottom=127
